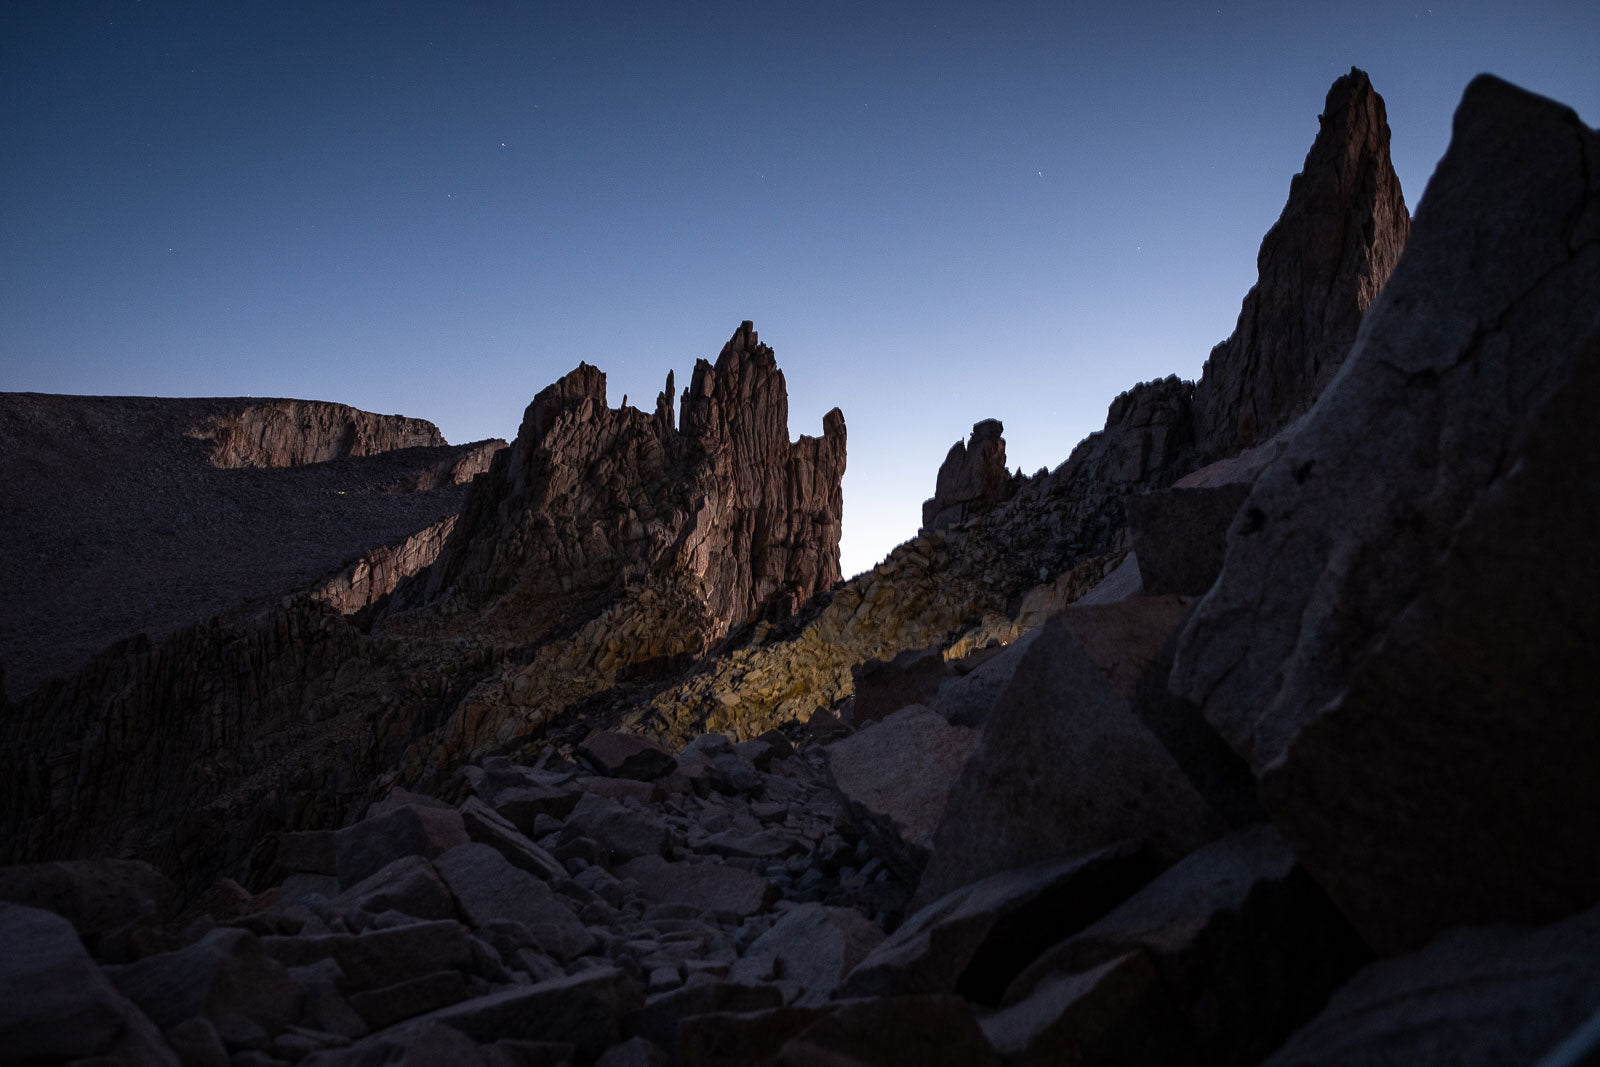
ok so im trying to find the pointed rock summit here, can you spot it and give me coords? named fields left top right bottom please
left=395, top=322, right=845, bottom=644
left=1192, top=67, right=1410, bottom=457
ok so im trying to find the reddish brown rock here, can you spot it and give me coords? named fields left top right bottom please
left=1191, top=67, right=1410, bottom=457
left=922, top=419, right=1015, bottom=530
left=579, top=731, right=678, bottom=781
left=394, top=321, right=846, bottom=640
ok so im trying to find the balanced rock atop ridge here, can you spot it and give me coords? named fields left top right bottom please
left=1191, top=66, right=1410, bottom=458
left=393, top=321, right=845, bottom=644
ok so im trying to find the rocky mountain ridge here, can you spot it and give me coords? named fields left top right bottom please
left=3, top=68, right=1598, bottom=1066
left=0, top=393, right=503, bottom=697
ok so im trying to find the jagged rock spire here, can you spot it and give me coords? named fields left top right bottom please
left=922, top=419, right=1014, bottom=530
left=390, top=321, right=845, bottom=641
left=1191, top=67, right=1410, bottom=456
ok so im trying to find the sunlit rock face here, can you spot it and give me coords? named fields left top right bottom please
left=387, top=320, right=845, bottom=649
left=1191, top=67, right=1411, bottom=458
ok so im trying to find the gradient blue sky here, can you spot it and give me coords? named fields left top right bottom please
left=5, top=2, right=1597, bottom=577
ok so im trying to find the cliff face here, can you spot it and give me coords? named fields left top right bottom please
left=1191, top=68, right=1411, bottom=457
left=0, top=392, right=500, bottom=697
left=191, top=399, right=446, bottom=468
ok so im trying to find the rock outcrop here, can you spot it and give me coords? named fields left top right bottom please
left=393, top=322, right=845, bottom=643
left=1170, top=73, right=1600, bottom=953
left=1191, top=67, right=1411, bottom=457
left=0, top=392, right=501, bottom=695
left=922, top=419, right=1016, bottom=530
left=190, top=399, right=446, bottom=468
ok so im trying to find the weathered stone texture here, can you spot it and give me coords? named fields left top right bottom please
left=1170, top=74, right=1600, bottom=952
left=1191, top=67, right=1411, bottom=457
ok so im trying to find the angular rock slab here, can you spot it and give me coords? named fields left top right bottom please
left=776, top=994, right=999, bottom=1067
left=1002, top=825, right=1367, bottom=1067
left=824, top=704, right=979, bottom=884
left=433, top=843, right=594, bottom=962
left=0, top=903, right=179, bottom=1065
left=917, top=597, right=1224, bottom=906
left=839, top=841, right=1157, bottom=1005
left=334, top=803, right=469, bottom=888
left=1124, top=482, right=1251, bottom=596
left=580, top=731, right=678, bottom=781
left=1171, top=74, right=1600, bottom=953
left=615, top=854, right=776, bottom=919
left=745, top=903, right=885, bottom=1004
left=0, top=858, right=171, bottom=943
left=1263, top=903, right=1600, bottom=1067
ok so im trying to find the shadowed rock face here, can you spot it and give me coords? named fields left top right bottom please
left=0, top=392, right=500, bottom=697
left=390, top=321, right=845, bottom=645
left=1191, top=67, right=1411, bottom=458
left=922, top=420, right=1014, bottom=530
left=1171, top=74, right=1600, bottom=952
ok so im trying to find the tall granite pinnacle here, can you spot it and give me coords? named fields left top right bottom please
left=1191, top=66, right=1411, bottom=456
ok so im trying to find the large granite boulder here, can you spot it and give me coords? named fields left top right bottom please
left=825, top=705, right=981, bottom=885
left=1170, top=74, right=1600, bottom=953
left=1263, top=903, right=1600, bottom=1067
left=0, top=903, right=179, bottom=1065
left=917, top=597, right=1226, bottom=905
left=991, top=826, right=1366, bottom=1067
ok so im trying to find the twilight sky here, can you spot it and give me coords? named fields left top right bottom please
left=4, top=2, right=1597, bottom=577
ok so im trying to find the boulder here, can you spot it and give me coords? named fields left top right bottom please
left=615, top=854, right=776, bottom=919
left=332, top=854, right=457, bottom=922
left=929, top=627, right=1045, bottom=729
left=0, top=903, right=179, bottom=1065
left=1263, top=903, right=1600, bottom=1067
left=559, top=793, right=672, bottom=866
left=1124, top=483, right=1251, bottom=595
left=580, top=731, right=678, bottom=781
left=917, top=597, right=1224, bottom=905
left=432, top=843, right=595, bottom=962
left=0, top=857, right=171, bottom=944
left=334, top=804, right=470, bottom=888
left=776, top=995, right=999, bottom=1067
left=459, top=797, right=568, bottom=882
left=1001, top=825, right=1367, bottom=1067
left=676, top=1004, right=838, bottom=1067
left=622, top=982, right=784, bottom=1055
left=849, top=646, right=952, bottom=726
left=108, top=925, right=303, bottom=1038
left=824, top=705, right=980, bottom=884
left=980, top=950, right=1193, bottom=1067
left=262, top=919, right=478, bottom=993
left=839, top=841, right=1157, bottom=1004
left=744, top=903, right=885, bottom=1004
left=1170, top=73, right=1600, bottom=953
